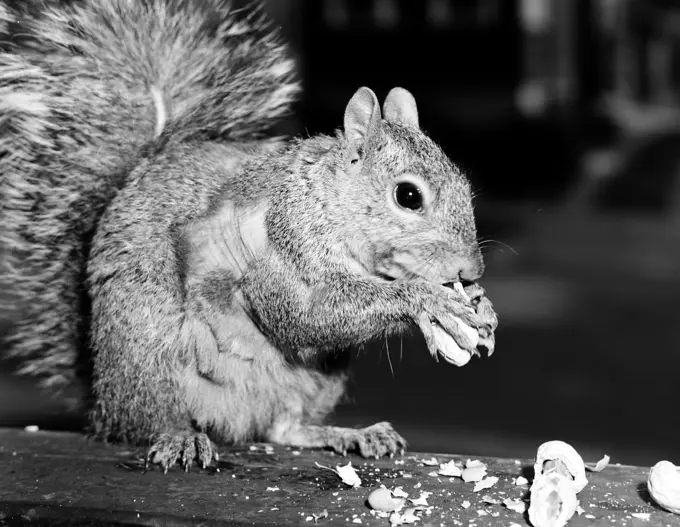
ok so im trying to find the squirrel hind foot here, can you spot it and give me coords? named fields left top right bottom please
left=340, top=421, right=407, bottom=459
left=145, top=432, right=217, bottom=473
left=270, top=422, right=407, bottom=459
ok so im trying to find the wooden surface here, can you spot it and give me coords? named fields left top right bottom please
left=0, top=428, right=676, bottom=526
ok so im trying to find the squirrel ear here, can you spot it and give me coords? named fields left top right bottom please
left=343, top=87, right=382, bottom=153
left=383, top=87, right=419, bottom=129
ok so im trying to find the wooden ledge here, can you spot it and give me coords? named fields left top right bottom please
left=0, top=428, right=670, bottom=526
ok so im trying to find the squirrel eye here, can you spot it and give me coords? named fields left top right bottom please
left=394, top=182, right=423, bottom=211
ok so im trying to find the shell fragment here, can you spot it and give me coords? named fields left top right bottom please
left=473, top=476, right=498, bottom=492
left=438, top=460, right=463, bottom=477
left=586, top=454, right=610, bottom=473
left=314, top=461, right=362, bottom=488
left=367, top=487, right=404, bottom=512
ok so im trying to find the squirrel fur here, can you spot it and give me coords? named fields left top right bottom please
left=0, top=0, right=498, bottom=469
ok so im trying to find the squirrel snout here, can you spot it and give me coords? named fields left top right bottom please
left=461, top=254, right=484, bottom=282
left=442, top=252, right=484, bottom=283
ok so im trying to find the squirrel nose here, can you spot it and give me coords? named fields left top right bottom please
left=460, top=256, right=484, bottom=282
left=444, top=251, right=484, bottom=283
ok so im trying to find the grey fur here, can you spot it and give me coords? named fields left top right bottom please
left=0, top=0, right=298, bottom=406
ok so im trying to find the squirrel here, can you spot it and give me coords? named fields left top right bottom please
left=0, top=0, right=498, bottom=471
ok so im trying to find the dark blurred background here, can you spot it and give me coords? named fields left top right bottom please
left=2, top=0, right=680, bottom=466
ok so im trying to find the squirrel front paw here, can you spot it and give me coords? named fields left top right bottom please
left=464, top=282, right=499, bottom=355
left=410, top=281, right=498, bottom=364
left=327, top=422, right=407, bottom=459
left=145, top=432, right=218, bottom=473
left=409, top=282, right=480, bottom=351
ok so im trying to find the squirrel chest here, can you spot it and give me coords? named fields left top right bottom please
left=180, top=198, right=346, bottom=440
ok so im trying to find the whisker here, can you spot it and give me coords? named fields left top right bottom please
left=478, top=239, right=519, bottom=255
left=385, top=335, right=395, bottom=378
left=414, top=252, right=437, bottom=282
left=399, top=336, right=403, bottom=363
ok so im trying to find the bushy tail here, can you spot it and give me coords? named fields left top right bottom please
left=0, top=0, right=299, bottom=407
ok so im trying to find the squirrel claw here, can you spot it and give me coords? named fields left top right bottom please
left=145, top=432, right=215, bottom=473
left=326, top=422, right=407, bottom=459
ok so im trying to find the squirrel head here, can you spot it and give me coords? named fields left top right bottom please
left=336, top=86, right=483, bottom=284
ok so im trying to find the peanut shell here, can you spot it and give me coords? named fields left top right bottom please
left=528, top=473, right=579, bottom=527
left=534, top=440, right=588, bottom=493
left=648, top=460, right=680, bottom=514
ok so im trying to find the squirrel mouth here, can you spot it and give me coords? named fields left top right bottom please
left=442, top=279, right=476, bottom=292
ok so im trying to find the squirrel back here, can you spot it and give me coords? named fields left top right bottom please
left=0, top=0, right=299, bottom=405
